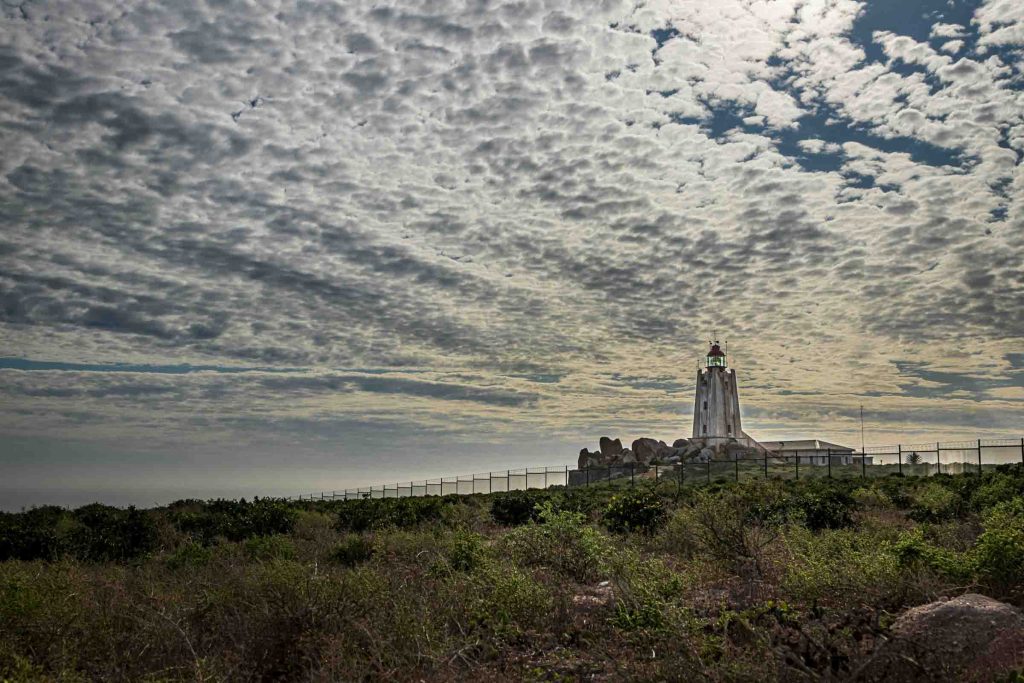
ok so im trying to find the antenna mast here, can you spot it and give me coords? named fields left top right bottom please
left=860, top=405, right=865, bottom=454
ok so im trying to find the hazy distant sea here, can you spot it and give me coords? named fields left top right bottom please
left=0, top=485, right=285, bottom=511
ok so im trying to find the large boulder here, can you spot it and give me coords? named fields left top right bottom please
left=599, top=436, right=624, bottom=458
left=855, top=594, right=1024, bottom=681
left=578, top=448, right=593, bottom=469
left=672, top=438, right=691, bottom=449
left=695, top=447, right=714, bottom=464
left=632, top=438, right=670, bottom=464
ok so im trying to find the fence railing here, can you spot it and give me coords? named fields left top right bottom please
left=287, top=437, right=1024, bottom=501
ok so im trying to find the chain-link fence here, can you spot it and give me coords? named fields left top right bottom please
left=288, top=437, right=1024, bottom=501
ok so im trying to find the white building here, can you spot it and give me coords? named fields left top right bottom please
left=758, top=439, right=870, bottom=466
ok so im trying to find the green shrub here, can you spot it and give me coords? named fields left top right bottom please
left=489, top=490, right=547, bottom=526
left=174, top=498, right=296, bottom=543
left=683, top=486, right=783, bottom=574
left=502, top=501, right=611, bottom=582
left=789, top=483, right=856, bottom=531
left=892, top=529, right=972, bottom=583
left=165, top=540, right=213, bottom=570
left=447, top=530, right=486, bottom=572
left=973, top=498, right=1024, bottom=595
left=65, top=504, right=159, bottom=562
left=335, top=496, right=450, bottom=532
left=243, top=534, right=296, bottom=561
left=330, top=534, right=375, bottom=567
left=972, top=473, right=1023, bottom=511
left=607, top=549, right=684, bottom=631
left=909, top=482, right=960, bottom=522
left=464, top=563, right=557, bottom=638
left=783, top=527, right=904, bottom=606
left=602, top=487, right=667, bottom=535
left=0, top=506, right=66, bottom=561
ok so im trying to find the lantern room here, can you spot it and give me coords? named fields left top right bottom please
left=706, top=341, right=726, bottom=368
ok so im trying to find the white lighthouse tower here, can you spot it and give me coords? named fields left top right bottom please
left=692, top=340, right=743, bottom=449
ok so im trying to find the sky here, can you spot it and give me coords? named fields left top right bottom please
left=1, top=0, right=1022, bottom=509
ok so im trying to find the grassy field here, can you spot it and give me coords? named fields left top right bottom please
left=3, top=468, right=1024, bottom=681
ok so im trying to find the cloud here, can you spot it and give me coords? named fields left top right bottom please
left=0, top=0, right=1022, bottom=501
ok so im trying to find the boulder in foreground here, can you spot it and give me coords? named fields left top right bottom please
left=855, top=593, right=1024, bottom=681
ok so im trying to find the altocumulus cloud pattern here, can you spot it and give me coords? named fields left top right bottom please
left=0, top=0, right=1022, bottom=502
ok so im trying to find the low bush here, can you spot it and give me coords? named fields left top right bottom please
left=446, top=530, right=486, bottom=572
left=783, top=527, right=905, bottom=607
left=0, top=504, right=158, bottom=562
left=165, top=540, right=213, bottom=570
left=790, top=483, right=856, bottom=531
left=244, top=534, right=296, bottom=561
left=908, top=482, right=961, bottom=522
left=892, top=528, right=972, bottom=584
left=973, top=498, right=1024, bottom=596
left=602, top=487, right=668, bottom=535
left=173, top=498, right=296, bottom=543
left=972, top=472, right=1024, bottom=512
left=335, top=496, right=451, bottom=532
left=489, top=489, right=548, bottom=526
left=502, top=501, right=611, bottom=582
left=330, top=534, right=375, bottom=567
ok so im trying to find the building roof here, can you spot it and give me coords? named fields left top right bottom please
left=758, top=439, right=855, bottom=452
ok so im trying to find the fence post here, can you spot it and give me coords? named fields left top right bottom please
left=897, top=444, right=902, bottom=476
left=544, top=468, right=549, bottom=489
left=1021, top=437, right=1024, bottom=467
left=796, top=452, right=800, bottom=481
left=565, top=465, right=568, bottom=488
left=936, top=442, right=941, bottom=475
left=827, top=447, right=832, bottom=479
left=861, top=447, right=866, bottom=478
left=734, top=455, right=739, bottom=482
left=977, top=439, right=983, bottom=475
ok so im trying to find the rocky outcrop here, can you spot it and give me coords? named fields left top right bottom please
left=855, top=594, right=1024, bottom=681
left=632, top=438, right=669, bottom=464
left=599, top=436, right=624, bottom=458
left=577, top=436, right=716, bottom=468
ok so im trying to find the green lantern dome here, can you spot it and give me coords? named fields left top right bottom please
left=706, top=341, right=726, bottom=368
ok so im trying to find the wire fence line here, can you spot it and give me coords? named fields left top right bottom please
left=287, top=436, right=1024, bottom=502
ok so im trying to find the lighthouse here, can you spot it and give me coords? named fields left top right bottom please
left=692, top=340, right=743, bottom=449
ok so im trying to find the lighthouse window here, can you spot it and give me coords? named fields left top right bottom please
left=727, top=425, right=732, bottom=434
left=703, top=401, right=707, bottom=410
left=702, top=425, right=707, bottom=434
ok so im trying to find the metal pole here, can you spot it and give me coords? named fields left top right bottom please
left=898, top=444, right=902, bottom=476
left=545, top=468, right=549, bottom=489
left=796, top=452, right=799, bottom=481
left=1020, top=437, right=1023, bottom=468
left=827, top=448, right=832, bottom=479
left=936, top=442, right=941, bottom=475
left=977, top=439, right=983, bottom=475
left=861, top=446, right=866, bottom=478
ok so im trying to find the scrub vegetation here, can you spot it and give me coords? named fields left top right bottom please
left=2, top=468, right=1024, bottom=681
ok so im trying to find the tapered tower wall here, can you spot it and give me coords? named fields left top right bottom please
left=692, top=366, right=743, bottom=447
